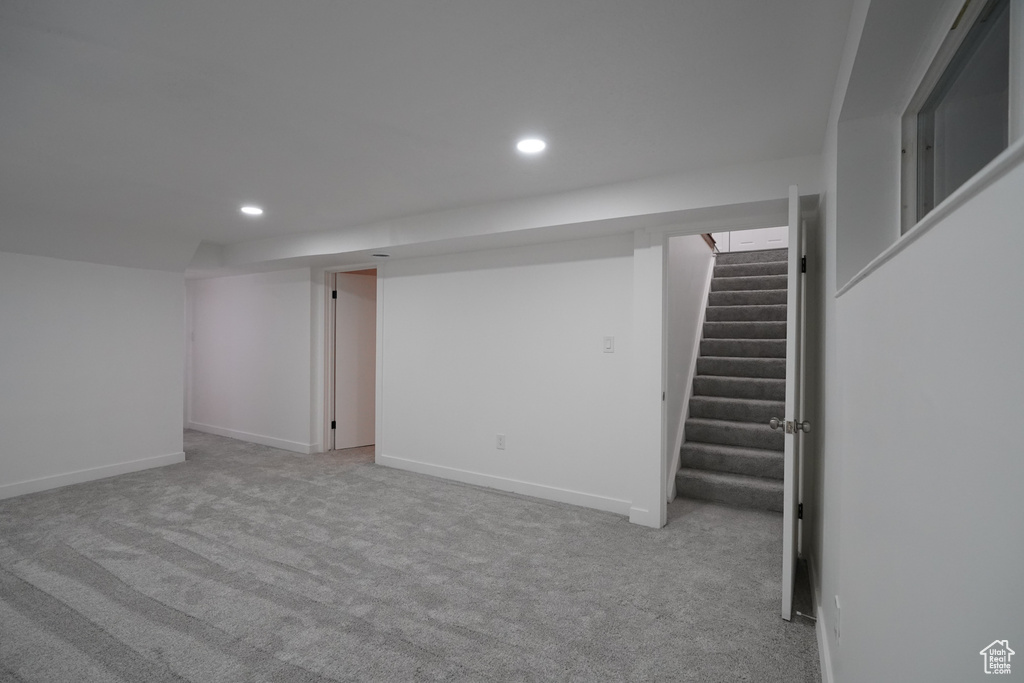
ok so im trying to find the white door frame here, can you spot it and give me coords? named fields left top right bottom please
left=660, top=221, right=796, bottom=504
left=322, top=266, right=382, bottom=453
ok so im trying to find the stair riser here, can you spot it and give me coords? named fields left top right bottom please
left=700, top=339, right=786, bottom=358
left=685, top=420, right=784, bottom=450
left=708, top=290, right=787, bottom=306
left=713, top=261, right=787, bottom=278
left=715, top=248, right=788, bottom=265
left=705, top=304, right=787, bottom=322
left=688, top=397, right=783, bottom=423
left=703, top=321, right=786, bottom=339
left=676, top=472, right=783, bottom=512
left=680, top=444, right=784, bottom=480
left=693, top=376, right=785, bottom=401
left=711, top=275, right=788, bottom=292
left=695, top=357, right=786, bottom=379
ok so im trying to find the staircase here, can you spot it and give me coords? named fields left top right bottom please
left=676, top=248, right=788, bottom=512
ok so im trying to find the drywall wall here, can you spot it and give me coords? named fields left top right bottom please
left=813, top=2, right=1024, bottom=679
left=0, top=251, right=185, bottom=498
left=810, top=2, right=868, bottom=678
left=630, top=232, right=667, bottom=528
left=188, top=268, right=316, bottom=453
left=810, top=124, right=845, bottom=683
left=835, top=112, right=901, bottom=287
left=664, top=234, right=715, bottom=500
left=831, top=154, right=1024, bottom=683
left=377, top=235, right=637, bottom=516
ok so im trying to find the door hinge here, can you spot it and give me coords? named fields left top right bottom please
left=332, top=290, right=337, bottom=299
left=801, top=256, right=806, bottom=273
left=798, top=503, right=804, bottom=520
left=331, top=420, right=336, bottom=430
left=662, top=391, right=666, bottom=401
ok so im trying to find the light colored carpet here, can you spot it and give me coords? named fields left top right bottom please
left=0, top=430, right=820, bottom=682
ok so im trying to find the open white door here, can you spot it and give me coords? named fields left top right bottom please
left=333, top=271, right=377, bottom=449
left=780, top=185, right=805, bottom=621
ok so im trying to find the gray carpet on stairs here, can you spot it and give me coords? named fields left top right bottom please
left=708, top=289, right=787, bottom=306
left=678, top=248, right=789, bottom=512
left=0, top=430, right=820, bottom=682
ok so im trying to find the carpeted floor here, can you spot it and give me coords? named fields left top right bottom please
left=0, top=430, right=820, bottom=682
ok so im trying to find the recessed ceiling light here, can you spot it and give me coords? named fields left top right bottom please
left=516, top=138, right=547, bottom=155
left=240, top=205, right=264, bottom=216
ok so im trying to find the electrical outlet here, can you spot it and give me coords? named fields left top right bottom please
left=496, top=434, right=506, bottom=450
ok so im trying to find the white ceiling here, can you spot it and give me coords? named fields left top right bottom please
left=0, top=0, right=855, bottom=270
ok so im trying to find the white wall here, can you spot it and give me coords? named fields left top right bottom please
left=830, top=152, right=1024, bottom=683
left=377, top=235, right=639, bottom=516
left=187, top=268, right=317, bottom=453
left=630, top=232, right=667, bottom=528
left=0, top=251, right=185, bottom=498
left=835, top=113, right=901, bottom=287
left=811, top=3, right=888, bottom=676
left=812, top=2, right=1024, bottom=680
left=664, top=235, right=715, bottom=500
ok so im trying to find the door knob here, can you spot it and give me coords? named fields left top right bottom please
left=769, top=418, right=811, bottom=433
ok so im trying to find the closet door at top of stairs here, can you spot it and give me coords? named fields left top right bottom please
left=334, top=271, right=377, bottom=450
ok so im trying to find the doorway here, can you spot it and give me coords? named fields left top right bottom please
left=329, top=269, right=377, bottom=450
left=662, top=188, right=812, bottom=620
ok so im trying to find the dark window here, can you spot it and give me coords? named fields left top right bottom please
left=916, top=0, right=1010, bottom=220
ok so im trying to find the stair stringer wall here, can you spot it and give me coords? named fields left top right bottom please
left=664, top=235, right=716, bottom=502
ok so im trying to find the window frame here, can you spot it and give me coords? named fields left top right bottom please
left=900, top=0, right=1014, bottom=233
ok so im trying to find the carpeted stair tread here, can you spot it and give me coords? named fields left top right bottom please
left=685, top=417, right=784, bottom=451
left=700, top=338, right=786, bottom=358
left=676, top=468, right=783, bottom=512
left=711, top=274, right=788, bottom=292
left=714, top=248, right=788, bottom=265
left=688, top=395, right=784, bottom=423
left=680, top=442, right=784, bottom=480
left=696, top=356, right=786, bottom=379
left=705, top=304, right=787, bottom=322
left=713, top=261, right=788, bottom=278
left=693, top=375, right=785, bottom=401
left=703, top=321, right=786, bottom=339
left=708, top=289, right=788, bottom=306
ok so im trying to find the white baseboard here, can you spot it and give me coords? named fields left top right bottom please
left=629, top=506, right=663, bottom=529
left=187, top=421, right=313, bottom=454
left=377, top=454, right=632, bottom=516
left=808, top=556, right=835, bottom=683
left=0, top=451, right=186, bottom=501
